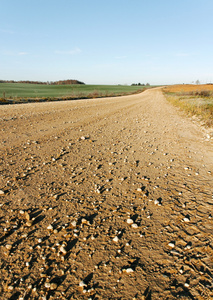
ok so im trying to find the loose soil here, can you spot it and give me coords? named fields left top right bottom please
left=0, top=88, right=212, bottom=300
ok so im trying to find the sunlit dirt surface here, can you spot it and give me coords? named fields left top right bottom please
left=0, top=88, right=212, bottom=299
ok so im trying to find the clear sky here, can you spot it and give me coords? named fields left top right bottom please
left=1, top=0, right=213, bottom=85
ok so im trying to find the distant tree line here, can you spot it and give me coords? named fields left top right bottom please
left=131, top=83, right=150, bottom=86
left=0, top=79, right=85, bottom=85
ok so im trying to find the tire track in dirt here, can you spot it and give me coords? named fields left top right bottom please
left=0, top=88, right=212, bottom=299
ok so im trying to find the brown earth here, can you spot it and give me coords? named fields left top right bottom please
left=0, top=88, right=213, bottom=300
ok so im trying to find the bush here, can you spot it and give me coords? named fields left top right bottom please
left=194, top=90, right=211, bottom=97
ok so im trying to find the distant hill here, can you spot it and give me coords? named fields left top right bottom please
left=0, top=79, right=85, bottom=85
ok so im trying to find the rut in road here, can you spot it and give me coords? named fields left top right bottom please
left=0, top=88, right=212, bottom=299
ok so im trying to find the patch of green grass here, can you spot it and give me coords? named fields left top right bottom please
left=0, top=83, right=149, bottom=100
left=163, top=89, right=213, bottom=127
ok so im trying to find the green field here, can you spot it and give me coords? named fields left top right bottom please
left=0, top=83, right=148, bottom=101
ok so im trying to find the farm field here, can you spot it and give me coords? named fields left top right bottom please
left=0, top=83, right=149, bottom=102
left=163, top=84, right=213, bottom=127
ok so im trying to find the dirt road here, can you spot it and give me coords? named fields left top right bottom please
left=0, top=88, right=212, bottom=299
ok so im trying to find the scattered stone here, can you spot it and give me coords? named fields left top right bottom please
left=70, top=220, right=77, bottom=227
left=79, top=281, right=87, bottom=287
left=112, top=236, right=119, bottom=242
left=26, top=220, right=32, bottom=227
left=127, top=218, right=134, bottom=225
left=183, top=217, right=190, bottom=222
left=24, top=211, right=30, bottom=221
left=154, top=199, right=161, bottom=205
left=47, top=224, right=53, bottom=230
left=168, top=242, right=175, bottom=248
left=123, top=268, right=134, bottom=273
left=59, top=246, right=67, bottom=255
left=81, top=218, right=91, bottom=226
left=5, top=244, right=12, bottom=250
left=44, top=282, right=51, bottom=289
left=50, top=283, right=57, bottom=290
left=131, top=223, right=138, bottom=229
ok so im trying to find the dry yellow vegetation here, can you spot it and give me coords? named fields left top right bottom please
left=163, top=84, right=213, bottom=93
left=163, top=84, right=213, bottom=127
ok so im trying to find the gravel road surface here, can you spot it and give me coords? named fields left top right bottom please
left=0, top=88, right=212, bottom=299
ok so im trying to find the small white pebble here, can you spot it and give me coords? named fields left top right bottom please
left=79, top=281, right=86, bottom=287
left=131, top=223, right=138, bottom=229
left=70, top=220, right=77, bottom=227
left=44, top=282, right=51, bottom=289
left=113, top=236, right=119, bottom=242
left=126, top=268, right=134, bottom=273
left=5, top=244, right=12, bottom=250
left=184, top=245, right=191, bottom=250
left=47, top=224, right=53, bottom=230
left=50, top=283, right=57, bottom=290
left=183, top=217, right=190, bottom=222
left=59, top=246, right=67, bottom=255
left=127, top=218, right=134, bottom=225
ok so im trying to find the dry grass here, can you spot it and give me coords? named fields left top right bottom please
left=163, top=84, right=213, bottom=93
left=163, top=84, right=213, bottom=127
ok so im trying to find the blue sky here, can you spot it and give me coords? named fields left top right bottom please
left=1, top=0, right=213, bottom=85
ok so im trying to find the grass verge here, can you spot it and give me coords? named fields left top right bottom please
left=163, top=85, right=213, bottom=127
